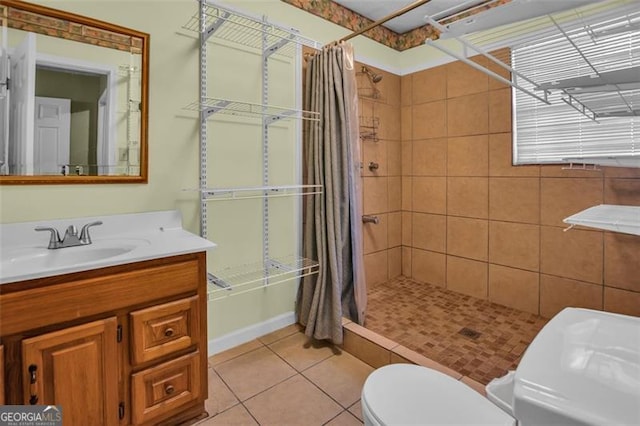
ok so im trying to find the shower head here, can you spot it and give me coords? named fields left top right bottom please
left=362, top=66, right=383, bottom=84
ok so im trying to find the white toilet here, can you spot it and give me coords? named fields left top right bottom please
left=361, top=308, right=640, bottom=425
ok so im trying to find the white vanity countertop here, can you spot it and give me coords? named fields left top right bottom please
left=0, top=210, right=216, bottom=285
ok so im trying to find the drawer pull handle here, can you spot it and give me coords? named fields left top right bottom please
left=164, top=328, right=175, bottom=337
left=165, top=384, right=175, bottom=395
left=28, top=364, right=38, bottom=405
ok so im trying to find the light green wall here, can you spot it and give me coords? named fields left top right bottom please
left=0, top=0, right=401, bottom=341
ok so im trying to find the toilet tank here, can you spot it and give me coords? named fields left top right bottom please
left=513, top=308, right=640, bottom=426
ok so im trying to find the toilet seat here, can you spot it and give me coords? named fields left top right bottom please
left=361, top=364, right=515, bottom=426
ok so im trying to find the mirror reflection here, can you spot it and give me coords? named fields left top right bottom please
left=0, top=0, right=148, bottom=181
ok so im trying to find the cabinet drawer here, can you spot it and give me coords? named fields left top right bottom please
left=130, top=296, right=199, bottom=365
left=131, top=351, right=201, bottom=425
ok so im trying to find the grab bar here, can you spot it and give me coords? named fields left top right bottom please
left=362, top=215, right=379, bottom=224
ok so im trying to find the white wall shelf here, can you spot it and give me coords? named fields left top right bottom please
left=207, top=256, right=319, bottom=300
left=200, top=184, right=322, bottom=201
left=182, top=0, right=317, bottom=58
left=563, top=204, right=640, bottom=236
left=183, top=98, right=320, bottom=122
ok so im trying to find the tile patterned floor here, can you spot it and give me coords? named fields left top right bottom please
left=365, top=276, right=549, bottom=385
left=197, top=324, right=367, bottom=425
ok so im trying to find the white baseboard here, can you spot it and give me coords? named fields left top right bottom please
left=207, top=311, right=297, bottom=356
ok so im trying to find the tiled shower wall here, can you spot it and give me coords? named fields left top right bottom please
left=395, top=51, right=640, bottom=318
left=358, top=64, right=404, bottom=287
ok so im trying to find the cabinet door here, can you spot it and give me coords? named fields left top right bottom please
left=22, top=317, right=119, bottom=426
left=0, top=344, right=4, bottom=405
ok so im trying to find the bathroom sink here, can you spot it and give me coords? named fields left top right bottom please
left=1, top=239, right=151, bottom=272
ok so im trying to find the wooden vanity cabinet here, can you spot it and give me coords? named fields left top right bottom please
left=0, top=252, right=209, bottom=426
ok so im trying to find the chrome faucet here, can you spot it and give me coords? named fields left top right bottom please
left=35, top=221, right=103, bottom=249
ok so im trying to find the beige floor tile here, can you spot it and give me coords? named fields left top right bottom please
left=268, top=332, right=337, bottom=372
left=303, top=352, right=374, bottom=408
left=209, top=339, right=263, bottom=367
left=204, top=368, right=239, bottom=417
left=257, top=323, right=304, bottom=345
left=348, top=401, right=363, bottom=422
left=325, top=411, right=364, bottom=426
left=198, top=404, right=257, bottom=425
left=244, top=374, right=342, bottom=426
left=215, top=346, right=297, bottom=401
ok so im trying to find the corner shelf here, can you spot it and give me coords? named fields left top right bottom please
left=183, top=98, right=320, bottom=122
left=563, top=204, right=640, bottom=236
left=207, top=256, right=319, bottom=300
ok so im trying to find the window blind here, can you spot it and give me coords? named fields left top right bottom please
left=512, top=11, right=639, bottom=165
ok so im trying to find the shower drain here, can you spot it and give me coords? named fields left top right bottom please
left=458, top=327, right=481, bottom=340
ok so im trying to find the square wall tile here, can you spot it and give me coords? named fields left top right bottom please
left=446, top=256, right=488, bottom=299
left=489, top=264, right=539, bottom=314
left=413, top=101, right=447, bottom=140
left=402, top=211, right=412, bottom=246
left=413, top=65, right=446, bottom=104
left=489, top=88, right=512, bottom=134
left=401, top=107, right=412, bottom=142
left=489, top=221, right=539, bottom=271
left=447, top=92, right=488, bottom=137
left=540, top=226, right=603, bottom=284
left=489, top=178, right=540, bottom=224
left=362, top=139, right=387, bottom=177
left=447, top=135, right=489, bottom=176
left=413, top=138, right=447, bottom=176
left=387, top=141, right=402, bottom=176
left=487, top=48, right=511, bottom=91
left=412, top=249, right=446, bottom=287
left=364, top=251, right=388, bottom=287
left=363, top=213, right=387, bottom=254
left=376, top=102, right=401, bottom=141
left=539, top=274, right=602, bottom=318
left=388, top=176, right=402, bottom=211
left=540, top=178, right=603, bottom=227
left=489, top=133, right=539, bottom=177
left=604, top=178, right=640, bottom=205
left=446, top=57, right=489, bottom=99
left=363, top=177, right=388, bottom=214
left=402, top=246, right=412, bottom=277
left=402, top=177, right=412, bottom=210
left=413, top=213, right=447, bottom=253
left=540, top=164, right=602, bottom=178
left=603, top=166, right=640, bottom=179
left=380, top=70, right=401, bottom=107
left=604, top=287, right=640, bottom=317
left=604, top=232, right=640, bottom=292
left=447, top=177, right=489, bottom=219
left=388, top=212, right=402, bottom=248
left=389, top=247, right=402, bottom=279
left=401, top=75, right=412, bottom=107
left=412, top=177, right=447, bottom=214
left=447, top=216, right=488, bottom=261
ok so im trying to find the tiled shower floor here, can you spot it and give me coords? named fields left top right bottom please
left=365, top=276, right=549, bottom=385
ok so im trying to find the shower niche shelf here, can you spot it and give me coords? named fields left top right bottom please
left=563, top=204, right=640, bottom=236
left=185, top=0, right=321, bottom=297
left=207, top=256, right=319, bottom=301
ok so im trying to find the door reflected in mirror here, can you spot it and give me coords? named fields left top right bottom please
left=0, top=0, right=148, bottom=184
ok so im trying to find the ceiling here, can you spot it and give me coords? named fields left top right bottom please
left=332, top=0, right=603, bottom=35
left=332, top=0, right=489, bottom=33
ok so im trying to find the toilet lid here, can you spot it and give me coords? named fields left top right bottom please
left=362, top=364, right=515, bottom=426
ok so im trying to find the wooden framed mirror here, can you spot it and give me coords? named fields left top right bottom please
left=0, top=0, right=149, bottom=184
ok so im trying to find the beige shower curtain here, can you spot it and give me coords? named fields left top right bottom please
left=296, top=42, right=366, bottom=345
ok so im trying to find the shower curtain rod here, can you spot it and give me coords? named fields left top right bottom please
left=330, top=0, right=432, bottom=45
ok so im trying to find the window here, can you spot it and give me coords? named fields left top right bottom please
left=511, top=9, right=639, bottom=166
